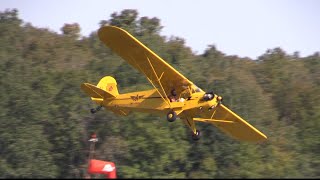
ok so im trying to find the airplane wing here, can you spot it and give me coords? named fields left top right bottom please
left=193, top=104, right=267, bottom=142
left=98, top=26, right=195, bottom=100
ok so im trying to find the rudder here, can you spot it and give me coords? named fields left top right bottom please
left=96, top=76, right=119, bottom=98
left=81, top=76, right=119, bottom=99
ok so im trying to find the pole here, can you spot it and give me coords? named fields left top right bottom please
left=86, top=133, right=98, bottom=178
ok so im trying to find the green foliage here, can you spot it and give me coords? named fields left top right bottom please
left=61, top=23, right=81, bottom=39
left=0, top=8, right=319, bottom=178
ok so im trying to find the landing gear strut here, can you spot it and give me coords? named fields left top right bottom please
left=192, top=130, right=201, bottom=141
left=167, top=110, right=177, bottom=122
left=90, top=105, right=103, bottom=114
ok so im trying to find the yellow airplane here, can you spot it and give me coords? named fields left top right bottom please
left=81, top=26, right=267, bottom=142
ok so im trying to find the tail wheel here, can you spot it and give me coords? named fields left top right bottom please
left=90, top=108, right=96, bottom=114
left=90, top=105, right=102, bottom=114
left=167, top=111, right=177, bottom=122
left=192, top=130, right=201, bottom=141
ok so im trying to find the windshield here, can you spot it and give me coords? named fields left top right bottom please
left=192, top=85, right=203, bottom=93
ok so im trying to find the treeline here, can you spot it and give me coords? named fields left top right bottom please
left=0, top=9, right=319, bottom=178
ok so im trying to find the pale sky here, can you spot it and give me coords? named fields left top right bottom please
left=1, top=0, right=320, bottom=59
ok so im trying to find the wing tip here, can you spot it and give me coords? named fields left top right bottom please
left=253, top=134, right=268, bottom=143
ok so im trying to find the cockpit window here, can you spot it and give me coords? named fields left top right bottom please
left=195, top=88, right=201, bottom=92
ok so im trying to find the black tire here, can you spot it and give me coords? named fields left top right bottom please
left=96, top=105, right=102, bottom=111
left=192, top=130, right=201, bottom=141
left=90, top=108, right=96, bottom=114
left=167, top=111, right=177, bottom=122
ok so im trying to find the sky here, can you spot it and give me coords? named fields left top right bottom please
left=1, top=0, right=320, bottom=59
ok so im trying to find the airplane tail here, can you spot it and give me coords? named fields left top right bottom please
left=81, top=76, right=119, bottom=99
left=96, top=76, right=119, bottom=98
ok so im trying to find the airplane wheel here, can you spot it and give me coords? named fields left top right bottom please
left=90, top=108, right=96, bottom=114
left=167, top=111, right=177, bottom=122
left=192, top=130, right=201, bottom=141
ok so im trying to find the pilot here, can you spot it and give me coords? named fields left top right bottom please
left=169, top=95, right=177, bottom=102
left=171, top=89, right=177, bottom=96
left=169, top=89, right=177, bottom=102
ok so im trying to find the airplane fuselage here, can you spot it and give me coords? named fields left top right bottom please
left=96, top=89, right=220, bottom=119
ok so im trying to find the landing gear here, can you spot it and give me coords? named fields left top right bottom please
left=90, top=108, right=96, bottom=114
left=192, top=130, right=201, bottom=141
left=90, top=105, right=102, bottom=114
left=167, top=110, right=177, bottom=122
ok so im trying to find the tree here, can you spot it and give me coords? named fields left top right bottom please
left=105, top=9, right=138, bottom=32
left=0, top=8, right=319, bottom=178
left=61, top=23, right=81, bottom=39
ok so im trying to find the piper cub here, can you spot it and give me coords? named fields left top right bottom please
left=81, top=26, right=267, bottom=142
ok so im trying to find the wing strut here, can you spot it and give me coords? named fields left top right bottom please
left=193, top=118, right=235, bottom=123
left=128, top=54, right=172, bottom=108
left=145, top=76, right=172, bottom=108
left=193, top=104, right=235, bottom=123
left=145, top=55, right=172, bottom=103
